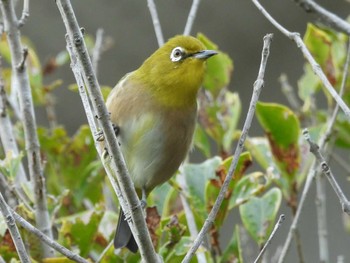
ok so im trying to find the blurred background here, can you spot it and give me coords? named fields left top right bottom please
left=19, top=0, right=350, bottom=262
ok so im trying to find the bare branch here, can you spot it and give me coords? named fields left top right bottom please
left=313, top=40, right=350, bottom=263
left=279, top=74, right=301, bottom=111
left=11, top=209, right=89, bottom=263
left=96, top=240, right=113, bottom=263
left=92, top=28, right=104, bottom=77
left=0, top=1, right=53, bottom=257
left=251, top=0, right=350, bottom=121
left=183, top=0, right=201, bottom=36
left=303, top=129, right=350, bottom=214
left=55, top=1, right=161, bottom=261
left=293, top=0, right=350, bottom=35
left=254, top=214, right=285, bottom=263
left=182, top=34, right=273, bottom=263
left=18, top=0, right=29, bottom=27
left=278, top=36, right=350, bottom=263
left=0, top=192, right=30, bottom=263
left=178, top=167, right=207, bottom=263
left=0, top=57, right=29, bottom=187
left=147, top=0, right=164, bottom=47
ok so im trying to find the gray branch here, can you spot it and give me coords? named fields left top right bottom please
left=251, top=0, right=350, bottom=121
left=0, top=192, right=30, bottom=263
left=254, top=214, right=285, bottom=263
left=91, top=28, right=104, bottom=77
left=278, top=42, right=350, bottom=262
left=0, top=0, right=53, bottom=257
left=147, top=0, right=164, bottom=47
left=11, top=209, right=89, bottom=263
left=18, top=0, right=29, bottom=27
left=303, top=129, right=350, bottom=214
left=183, top=0, right=201, bottom=36
left=182, top=33, right=273, bottom=263
left=293, top=0, right=350, bottom=35
left=55, top=1, right=161, bottom=262
left=0, top=57, right=29, bottom=190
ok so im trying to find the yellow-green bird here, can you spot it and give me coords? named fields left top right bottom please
left=106, top=35, right=217, bottom=252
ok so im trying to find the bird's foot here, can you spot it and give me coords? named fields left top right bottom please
left=95, top=130, right=104, bottom=142
left=112, top=124, right=120, bottom=137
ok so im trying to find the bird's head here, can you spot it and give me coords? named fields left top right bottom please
left=135, top=35, right=217, bottom=108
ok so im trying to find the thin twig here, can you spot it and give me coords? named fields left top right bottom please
left=182, top=34, right=273, bottom=263
left=92, top=28, right=104, bottom=77
left=251, top=0, right=350, bottom=121
left=277, top=38, right=350, bottom=263
left=0, top=57, right=29, bottom=187
left=183, top=0, right=201, bottom=36
left=314, top=40, right=350, bottom=263
left=315, top=170, right=329, bottom=263
left=254, top=214, right=285, bottom=263
left=0, top=172, right=17, bottom=207
left=177, top=167, right=207, bottom=263
left=0, top=1, right=53, bottom=257
left=277, top=161, right=316, bottom=263
left=303, top=129, right=350, bottom=214
left=0, top=192, right=30, bottom=263
left=293, top=0, right=350, bottom=35
left=18, top=0, right=29, bottom=27
left=55, top=1, right=160, bottom=262
left=147, top=0, right=164, bottom=47
left=11, top=209, right=89, bottom=263
left=96, top=239, right=113, bottom=263
left=279, top=74, right=301, bottom=111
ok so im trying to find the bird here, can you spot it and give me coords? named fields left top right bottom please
left=105, top=35, right=217, bottom=252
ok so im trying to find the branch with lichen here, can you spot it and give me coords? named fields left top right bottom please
left=183, top=33, right=273, bottom=263
left=0, top=0, right=53, bottom=258
left=55, top=0, right=161, bottom=262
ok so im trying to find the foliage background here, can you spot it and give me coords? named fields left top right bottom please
left=1, top=0, right=350, bottom=262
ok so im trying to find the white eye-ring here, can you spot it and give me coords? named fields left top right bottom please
left=170, top=47, right=185, bottom=62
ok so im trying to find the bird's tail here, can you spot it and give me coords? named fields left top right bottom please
left=114, top=207, right=138, bottom=253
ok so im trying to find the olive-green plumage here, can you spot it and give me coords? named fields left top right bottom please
left=106, top=35, right=217, bottom=252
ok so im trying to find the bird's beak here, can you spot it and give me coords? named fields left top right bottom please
left=193, top=50, right=218, bottom=59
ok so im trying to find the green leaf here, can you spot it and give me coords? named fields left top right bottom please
left=221, top=225, right=243, bottom=263
left=206, top=152, right=252, bottom=227
left=334, top=113, right=350, bottom=148
left=239, top=187, right=282, bottom=246
left=182, top=157, right=222, bottom=227
left=245, top=137, right=273, bottom=171
left=229, top=172, right=267, bottom=209
left=183, top=157, right=222, bottom=204
left=194, top=125, right=211, bottom=158
left=0, top=36, right=12, bottom=63
left=304, top=23, right=332, bottom=67
left=149, top=182, right=174, bottom=216
left=197, top=33, right=233, bottom=97
left=198, top=90, right=241, bottom=153
left=256, top=102, right=300, bottom=177
left=0, top=151, right=24, bottom=180
left=222, top=92, right=241, bottom=152
left=58, top=209, right=104, bottom=257
left=38, top=125, right=103, bottom=212
left=298, top=64, right=321, bottom=110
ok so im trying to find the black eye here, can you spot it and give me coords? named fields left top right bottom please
left=170, top=47, right=184, bottom=62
